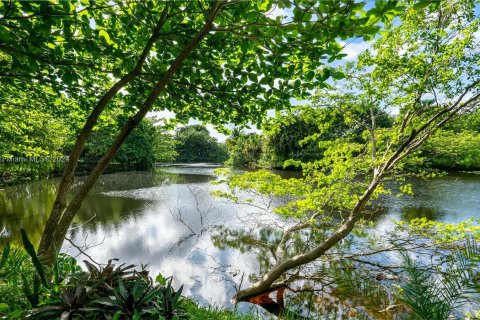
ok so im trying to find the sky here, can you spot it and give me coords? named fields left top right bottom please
left=149, top=2, right=480, bottom=143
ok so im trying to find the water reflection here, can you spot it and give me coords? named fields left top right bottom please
left=0, top=167, right=479, bottom=313
left=62, top=181, right=262, bottom=309
left=400, top=206, right=446, bottom=221
left=0, top=179, right=58, bottom=244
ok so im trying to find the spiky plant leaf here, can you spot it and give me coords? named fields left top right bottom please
left=20, top=228, right=48, bottom=288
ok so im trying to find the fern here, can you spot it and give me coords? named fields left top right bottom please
left=0, top=242, right=10, bottom=269
left=399, top=240, right=480, bottom=320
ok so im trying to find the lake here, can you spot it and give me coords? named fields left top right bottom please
left=1, top=164, right=479, bottom=313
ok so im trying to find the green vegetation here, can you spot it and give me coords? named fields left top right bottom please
left=226, top=98, right=480, bottom=173
left=225, top=132, right=263, bottom=168
left=0, top=109, right=178, bottom=185
left=0, top=112, right=227, bottom=185
left=225, top=105, right=395, bottom=169
left=419, top=110, right=480, bottom=170
left=182, top=301, right=258, bottom=320
left=214, top=0, right=480, bottom=316
left=0, top=241, right=257, bottom=320
left=0, top=85, right=83, bottom=183
left=1, top=0, right=399, bottom=262
left=174, top=125, right=228, bottom=163
left=1, top=0, right=480, bottom=319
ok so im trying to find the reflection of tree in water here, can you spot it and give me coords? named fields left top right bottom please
left=73, top=196, right=150, bottom=230
left=208, top=188, right=455, bottom=319
left=400, top=206, right=445, bottom=221
left=162, top=186, right=247, bottom=300
left=211, top=219, right=416, bottom=318
left=167, top=186, right=218, bottom=250
left=76, top=170, right=215, bottom=193
left=0, top=178, right=58, bottom=245
left=0, top=170, right=215, bottom=246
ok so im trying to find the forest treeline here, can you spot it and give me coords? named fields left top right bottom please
left=0, top=108, right=228, bottom=184
left=226, top=105, right=480, bottom=170
left=2, top=102, right=479, bottom=185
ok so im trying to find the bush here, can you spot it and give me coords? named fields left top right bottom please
left=0, top=239, right=186, bottom=320
left=421, top=130, right=480, bottom=170
left=0, top=239, right=257, bottom=320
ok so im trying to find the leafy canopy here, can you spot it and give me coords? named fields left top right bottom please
left=1, top=0, right=404, bottom=127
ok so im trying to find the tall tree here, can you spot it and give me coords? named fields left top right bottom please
left=213, top=0, right=480, bottom=312
left=226, top=132, right=263, bottom=167
left=1, top=0, right=404, bottom=261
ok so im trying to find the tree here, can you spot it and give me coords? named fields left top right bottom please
left=421, top=130, right=480, bottom=170
left=1, top=0, right=405, bottom=261
left=212, top=0, right=480, bottom=313
left=84, top=116, right=168, bottom=169
left=260, top=105, right=394, bottom=168
left=175, top=125, right=227, bottom=162
left=419, top=109, right=480, bottom=170
left=226, top=132, right=263, bottom=168
left=154, top=127, right=178, bottom=163
left=260, top=109, right=322, bottom=168
left=0, top=84, right=83, bottom=181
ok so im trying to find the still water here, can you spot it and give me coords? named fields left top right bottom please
left=0, top=164, right=479, bottom=311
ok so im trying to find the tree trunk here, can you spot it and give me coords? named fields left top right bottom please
left=37, top=7, right=170, bottom=261
left=38, top=1, right=224, bottom=262
left=234, top=179, right=378, bottom=303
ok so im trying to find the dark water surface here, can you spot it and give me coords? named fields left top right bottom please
left=1, top=165, right=479, bottom=311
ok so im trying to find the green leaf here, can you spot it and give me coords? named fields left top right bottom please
left=413, top=1, right=432, bottom=10
left=62, top=1, right=75, bottom=13
left=257, top=0, right=269, bottom=11
left=99, top=29, right=114, bottom=45
left=0, top=242, right=10, bottom=269
left=20, top=228, right=49, bottom=288
left=306, top=71, right=315, bottom=81
left=332, top=71, right=345, bottom=80
left=113, top=311, right=123, bottom=320
left=9, top=310, right=23, bottom=318
left=375, top=0, right=387, bottom=10
left=293, top=7, right=303, bottom=21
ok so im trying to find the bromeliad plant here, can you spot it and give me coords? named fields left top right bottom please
left=0, top=230, right=186, bottom=319
left=92, top=270, right=184, bottom=320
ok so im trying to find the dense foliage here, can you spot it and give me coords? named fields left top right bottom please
left=174, top=125, right=228, bottom=163
left=419, top=110, right=480, bottom=170
left=84, top=116, right=177, bottom=170
left=225, top=105, right=395, bottom=169
left=225, top=132, right=263, bottom=168
left=0, top=85, right=83, bottom=182
left=0, top=110, right=177, bottom=184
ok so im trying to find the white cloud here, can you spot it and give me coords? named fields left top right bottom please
left=149, top=110, right=175, bottom=121
left=339, top=41, right=372, bottom=61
